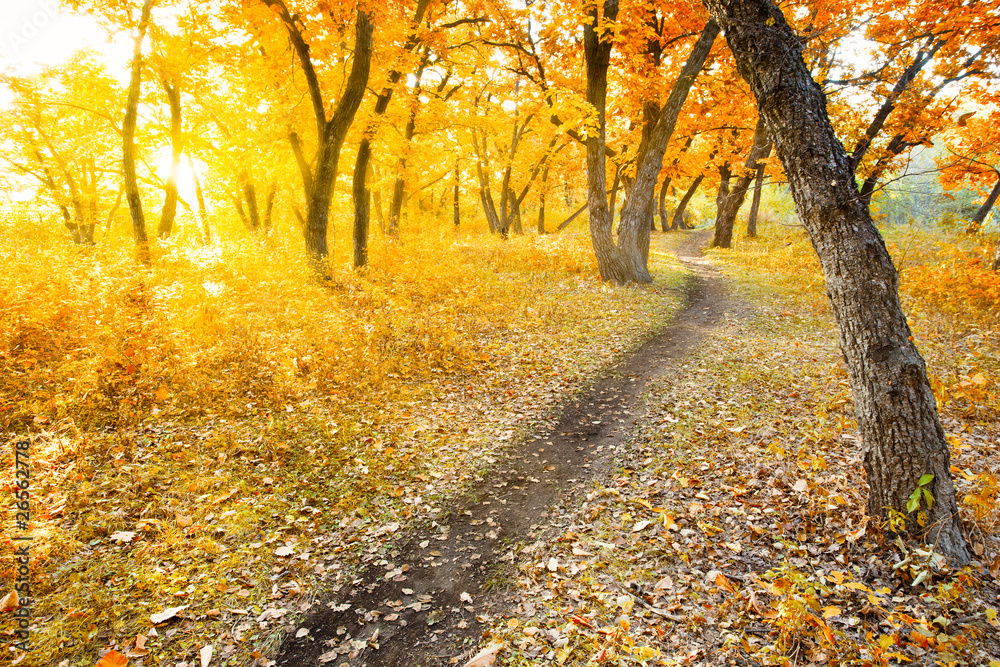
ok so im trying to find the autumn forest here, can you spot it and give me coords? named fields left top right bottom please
left=1, top=0, right=999, bottom=665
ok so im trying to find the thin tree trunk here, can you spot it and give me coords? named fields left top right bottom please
left=712, top=164, right=731, bottom=238
left=453, top=159, right=460, bottom=227
left=240, top=172, right=260, bottom=230
left=123, top=0, right=154, bottom=265
left=185, top=154, right=210, bottom=244
left=746, top=160, right=766, bottom=237
left=970, top=176, right=1000, bottom=232
left=264, top=182, right=276, bottom=229
left=672, top=174, right=703, bottom=230
left=617, top=20, right=719, bottom=281
left=712, top=116, right=772, bottom=248
left=353, top=136, right=372, bottom=268
left=158, top=75, right=182, bottom=239
left=658, top=176, right=671, bottom=232
left=705, top=0, right=971, bottom=564
left=538, top=164, right=550, bottom=234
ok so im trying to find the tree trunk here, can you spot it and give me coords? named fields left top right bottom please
left=510, top=187, right=524, bottom=235
left=617, top=19, right=719, bottom=282
left=186, top=154, right=211, bottom=244
left=746, top=159, right=766, bottom=237
left=353, top=136, right=372, bottom=268
left=712, top=116, right=772, bottom=248
left=970, top=176, right=1000, bottom=232
left=672, top=174, right=702, bottom=230
left=705, top=0, right=970, bottom=564
left=263, top=182, right=276, bottom=230
left=658, top=176, right=671, bottom=232
left=268, top=1, right=373, bottom=272
left=123, top=0, right=154, bottom=265
left=712, top=163, right=731, bottom=236
left=583, top=0, right=628, bottom=282
left=538, top=164, right=550, bottom=234
left=240, top=172, right=261, bottom=230
left=158, top=75, right=182, bottom=239
left=453, top=160, right=460, bottom=227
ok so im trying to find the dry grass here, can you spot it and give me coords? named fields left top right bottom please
left=0, top=213, right=686, bottom=667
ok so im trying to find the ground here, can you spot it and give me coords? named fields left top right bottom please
left=3, top=226, right=998, bottom=667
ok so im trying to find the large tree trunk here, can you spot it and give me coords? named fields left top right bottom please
left=123, top=0, right=154, bottom=265
left=671, top=174, right=703, bottom=230
left=704, top=0, right=970, bottom=564
left=617, top=20, right=719, bottom=282
left=158, top=75, right=182, bottom=239
left=583, top=0, right=628, bottom=282
left=712, top=116, right=772, bottom=248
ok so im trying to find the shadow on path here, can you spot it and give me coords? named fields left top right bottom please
left=274, top=230, right=732, bottom=666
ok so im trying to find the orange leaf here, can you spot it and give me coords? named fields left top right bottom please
left=0, top=590, right=19, bottom=612
left=95, top=650, right=129, bottom=667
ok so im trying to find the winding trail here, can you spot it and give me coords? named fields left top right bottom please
left=274, top=231, right=734, bottom=666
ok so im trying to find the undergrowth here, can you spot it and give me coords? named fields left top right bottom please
left=0, top=218, right=685, bottom=667
left=487, top=222, right=999, bottom=667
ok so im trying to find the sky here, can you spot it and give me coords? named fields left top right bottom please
left=0, top=1, right=129, bottom=93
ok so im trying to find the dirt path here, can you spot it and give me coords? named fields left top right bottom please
left=274, top=231, right=734, bottom=666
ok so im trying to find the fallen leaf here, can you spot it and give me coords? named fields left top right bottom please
left=462, top=642, right=504, bottom=667
left=150, top=605, right=188, bottom=624
left=714, top=573, right=737, bottom=594
left=632, top=520, right=651, bottom=532
left=0, top=590, right=19, bottom=612
left=155, top=385, right=169, bottom=401
left=200, top=644, right=213, bottom=667
left=95, top=651, right=129, bottom=667
left=275, top=546, right=295, bottom=557
left=793, top=479, right=809, bottom=493
left=110, top=531, right=137, bottom=544
left=125, top=634, right=149, bottom=657
left=460, top=591, right=473, bottom=603
left=547, top=558, right=559, bottom=572
left=175, top=513, right=193, bottom=528
left=295, top=628, right=309, bottom=638
left=823, top=606, right=842, bottom=619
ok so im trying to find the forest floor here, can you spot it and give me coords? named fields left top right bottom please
left=271, top=227, right=1000, bottom=667
left=3, top=224, right=999, bottom=667
left=270, top=231, right=733, bottom=667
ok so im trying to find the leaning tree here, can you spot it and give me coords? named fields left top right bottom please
left=702, top=0, right=971, bottom=563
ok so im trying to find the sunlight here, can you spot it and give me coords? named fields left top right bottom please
left=153, top=146, right=204, bottom=208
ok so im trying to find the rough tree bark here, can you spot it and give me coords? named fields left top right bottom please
left=617, top=19, right=719, bottom=282
left=123, top=0, right=154, bottom=265
left=583, top=0, right=628, bottom=282
left=712, top=116, right=771, bottom=248
left=703, top=0, right=971, bottom=563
